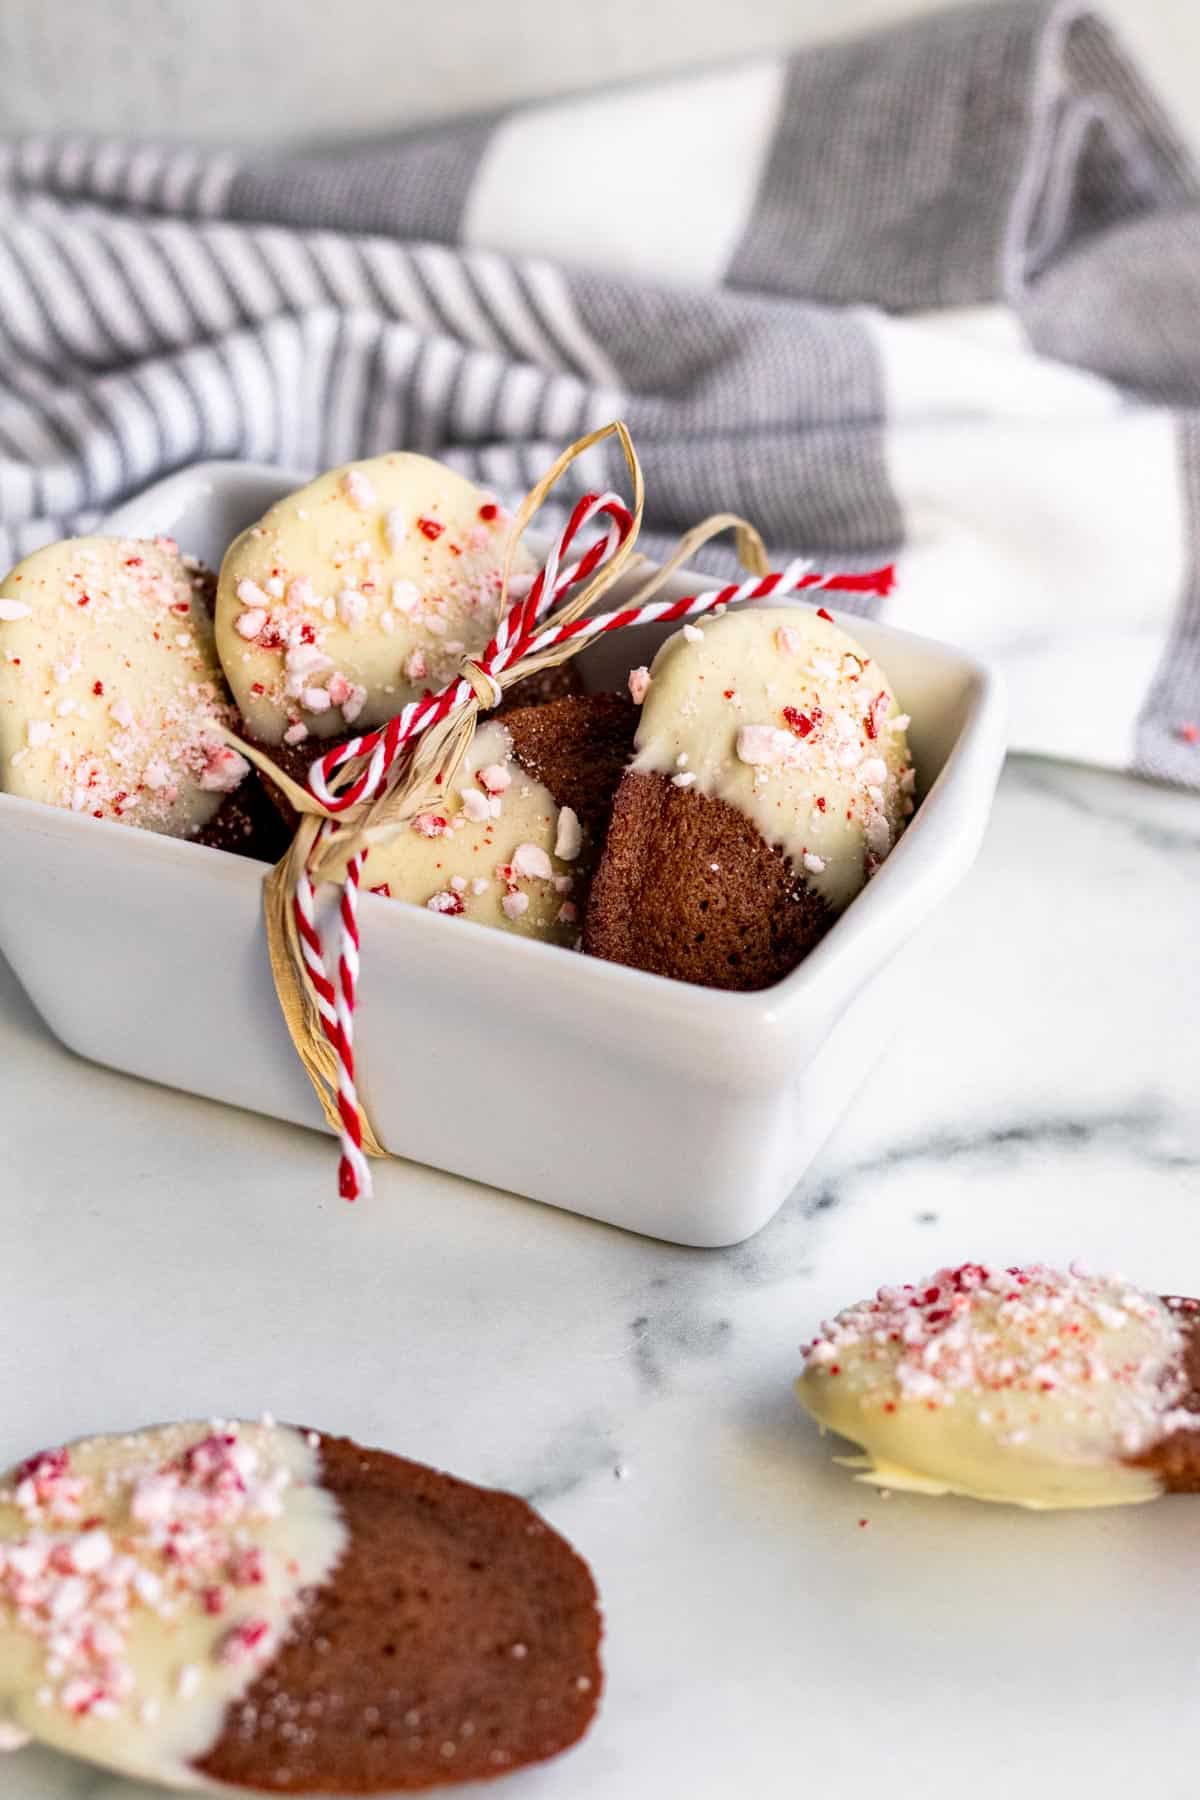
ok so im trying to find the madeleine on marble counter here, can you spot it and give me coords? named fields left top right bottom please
left=0, top=1419, right=602, bottom=1793
left=796, top=1262, right=1200, bottom=1509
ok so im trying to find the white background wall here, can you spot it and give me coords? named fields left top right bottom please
left=0, top=0, right=1197, bottom=150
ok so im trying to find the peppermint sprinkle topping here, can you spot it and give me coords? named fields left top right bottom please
left=342, top=469, right=377, bottom=511
left=235, top=608, right=268, bottom=641
left=735, top=724, right=803, bottom=769
left=478, top=763, right=511, bottom=796
left=512, top=842, right=553, bottom=882
left=198, top=744, right=251, bottom=794
left=460, top=787, right=491, bottom=823
left=236, top=579, right=271, bottom=611
left=554, top=806, right=582, bottom=862
left=0, top=1423, right=321, bottom=1732
left=803, top=1262, right=1186, bottom=1441
left=427, top=890, right=465, bottom=916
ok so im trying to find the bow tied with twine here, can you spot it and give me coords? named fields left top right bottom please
left=221, top=422, right=895, bottom=1200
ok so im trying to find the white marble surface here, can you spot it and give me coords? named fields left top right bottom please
left=1, top=753, right=1199, bottom=1799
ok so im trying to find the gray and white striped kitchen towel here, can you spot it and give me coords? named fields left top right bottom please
left=1, top=0, right=1198, bottom=784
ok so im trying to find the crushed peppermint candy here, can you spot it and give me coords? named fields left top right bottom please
left=341, top=468, right=377, bottom=511
left=735, top=724, right=804, bottom=769
left=198, top=744, right=251, bottom=794
left=478, top=763, right=511, bottom=796
left=217, top=1617, right=272, bottom=1665
left=235, top=608, right=268, bottom=641
left=427, top=890, right=465, bottom=916
left=802, top=1263, right=1189, bottom=1447
left=0, top=1424, right=317, bottom=1730
left=460, top=786, right=492, bottom=823
left=628, top=666, right=652, bottom=705
left=554, top=806, right=582, bottom=862
left=337, top=588, right=368, bottom=628
left=236, top=578, right=271, bottom=612
left=512, top=842, right=553, bottom=881
left=342, top=688, right=367, bottom=724
left=864, top=812, right=892, bottom=858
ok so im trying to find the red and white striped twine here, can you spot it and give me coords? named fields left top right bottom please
left=294, top=492, right=895, bottom=1199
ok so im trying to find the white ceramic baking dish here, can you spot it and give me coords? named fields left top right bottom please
left=0, top=462, right=1006, bottom=1245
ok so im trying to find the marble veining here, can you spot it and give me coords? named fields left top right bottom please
left=1, top=754, right=1199, bottom=1800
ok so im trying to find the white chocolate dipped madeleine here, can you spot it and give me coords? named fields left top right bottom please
left=0, top=1422, right=604, bottom=1793
left=584, top=604, right=915, bottom=989
left=357, top=692, right=638, bottom=948
left=631, top=606, right=913, bottom=912
left=360, top=720, right=583, bottom=946
left=0, top=1421, right=345, bottom=1789
left=0, top=537, right=248, bottom=835
left=215, top=455, right=537, bottom=748
left=797, top=1263, right=1200, bottom=1510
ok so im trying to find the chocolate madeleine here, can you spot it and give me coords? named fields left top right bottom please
left=796, top=1264, right=1200, bottom=1509
left=0, top=1421, right=602, bottom=1793
left=584, top=606, right=915, bottom=991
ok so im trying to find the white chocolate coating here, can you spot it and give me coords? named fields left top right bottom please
left=796, top=1264, right=1190, bottom=1509
left=0, top=1421, right=345, bottom=1791
left=215, top=455, right=537, bottom=747
left=0, top=538, right=246, bottom=836
left=631, top=607, right=913, bottom=911
left=362, top=720, right=585, bottom=947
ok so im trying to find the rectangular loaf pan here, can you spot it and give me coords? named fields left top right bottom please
left=0, top=462, right=1006, bottom=1245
